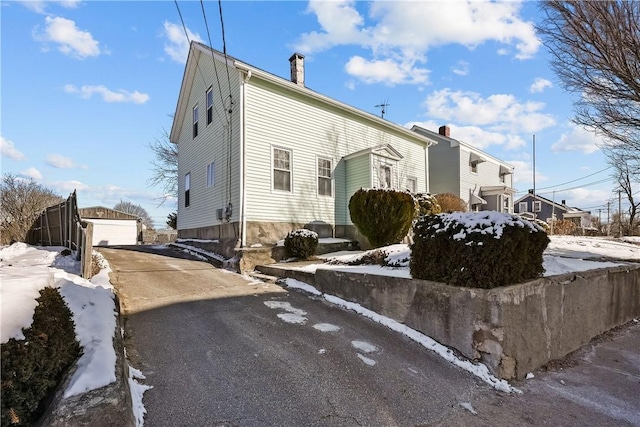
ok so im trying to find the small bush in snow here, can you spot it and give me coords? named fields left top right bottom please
left=284, top=229, right=318, bottom=259
left=414, top=193, right=441, bottom=216
left=1, top=287, right=81, bottom=426
left=434, top=192, right=468, bottom=213
left=349, top=188, right=417, bottom=248
left=410, top=212, right=549, bottom=288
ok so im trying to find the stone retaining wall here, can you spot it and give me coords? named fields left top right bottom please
left=261, top=263, right=640, bottom=380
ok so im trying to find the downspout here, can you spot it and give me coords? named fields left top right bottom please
left=424, top=142, right=430, bottom=193
left=239, top=69, right=252, bottom=247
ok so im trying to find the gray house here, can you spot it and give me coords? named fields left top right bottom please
left=514, top=193, right=591, bottom=229
left=412, top=125, right=516, bottom=213
left=170, top=42, right=438, bottom=258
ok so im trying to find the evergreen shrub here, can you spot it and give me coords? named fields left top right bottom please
left=410, top=212, right=550, bottom=288
left=414, top=193, right=441, bottom=216
left=284, top=229, right=319, bottom=259
left=1, top=287, right=81, bottom=427
left=349, top=188, right=417, bottom=248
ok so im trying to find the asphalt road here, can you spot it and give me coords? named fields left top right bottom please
left=99, top=245, right=640, bottom=427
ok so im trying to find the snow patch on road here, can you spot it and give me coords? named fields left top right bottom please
left=277, top=313, right=307, bottom=324
left=128, top=365, right=152, bottom=427
left=357, top=354, right=377, bottom=366
left=264, top=301, right=307, bottom=316
left=351, top=340, right=378, bottom=353
left=313, top=323, right=341, bottom=332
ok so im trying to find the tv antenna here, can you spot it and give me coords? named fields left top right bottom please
left=375, top=99, right=390, bottom=119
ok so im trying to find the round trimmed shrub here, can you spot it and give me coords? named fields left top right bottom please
left=414, top=193, right=441, bottom=216
left=284, top=229, right=319, bottom=259
left=410, top=212, right=550, bottom=288
left=1, top=287, right=81, bottom=426
left=349, top=188, right=417, bottom=248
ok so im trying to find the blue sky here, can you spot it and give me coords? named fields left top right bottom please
left=1, top=0, right=628, bottom=228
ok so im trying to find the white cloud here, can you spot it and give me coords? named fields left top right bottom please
left=1, top=136, right=25, bottom=160
left=64, top=84, right=150, bottom=104
left=408, top=120, right=525, bottom=151
left=529, top=77, right=552, bottom=93
left=451, top=60, right=469, bottom=76
left=551, top=124, right=601, bottom=154
left=19, top=167, right=43, bottom=180
left=561, top=188, right=610, bottom=209
left=506, top=159, right=548, bottom=187
left=344, top=55, right=429, bottom=85
left=34, top=16, right=100, bottom=59
left=21, top=0, right=81, bottom=14
left=46, top=153, right=75, bottom=168
left=49, top=180, right=89, bottom=193
left=422, top=88, right=556, bottom=135
left=162, top=21, right=203, bottom=63
left=296, top=1, right=539, bottom=84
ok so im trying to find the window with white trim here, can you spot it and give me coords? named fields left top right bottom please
left=317, top=158, right=332, bottom=197
left=503, top=196, right=510, bottom=212
left=184, top=172, right=191, bottom=207
left=499, top=173, right=505, bottom=183
left=406, top=177, right=417, bottom=193
left=519, top=202, right=527, bottom=213
left=192, top=105, right=199, bottom=138
left=470, top=162, right=478, bottom=173
left=533, top=201, right=541, bottom=212
left=273, top=147, right=291, bottom=192
left=206, top=87, right=213, bottom=125
left=206, top=161, right=215, bottom=187
left=381, top=166, right=392, bottom=188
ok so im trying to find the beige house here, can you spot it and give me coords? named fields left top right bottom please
left=170, top=42, right=437, bottom=258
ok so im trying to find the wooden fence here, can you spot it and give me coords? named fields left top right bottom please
left=27, top=191, right=94, bottom=278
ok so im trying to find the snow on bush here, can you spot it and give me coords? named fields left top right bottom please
left=284, top=229, right=319, bottom=259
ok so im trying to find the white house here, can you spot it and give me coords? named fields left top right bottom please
left=170, top=42, right=438, bottom=258
left=411, top=125, right=516, bottom=213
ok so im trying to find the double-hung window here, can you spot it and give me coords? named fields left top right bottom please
left=184, top=172, right=191, bottom=207
left=533, top=201, right=542, bottom=212
left=206, top=88, right=213, bottom=125
left=192, top=105, right=199, bottom=138
left=317, top=158, right=332, bottom=197
left=273, top=148, right=291, bottom=192
left=407, top=177, right=417, bottom=193
left=206, top=161, right=215, bottom=187
left=381, top=166, right=392, bottom=188
left=518, top=201, right=527, bottom=213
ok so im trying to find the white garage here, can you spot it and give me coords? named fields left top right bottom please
left=85, top=218, right=138, bottom=246
left=79, top=206, right=141, bottom=246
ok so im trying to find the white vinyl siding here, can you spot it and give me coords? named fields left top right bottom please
left=317, top=157, right=333, bottom=197
left=176, top=52, right=241, bottom=231
left=243, top=78, right=429, bottom=226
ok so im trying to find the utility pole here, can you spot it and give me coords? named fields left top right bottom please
left=607, top=201, right=611, bottom=236
left=532, top=134, right=536, bottom=219
left=618, top=190, right=623, bottom=237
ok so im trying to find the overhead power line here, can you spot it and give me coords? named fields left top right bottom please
left=535, top=166, right=612, bottom=191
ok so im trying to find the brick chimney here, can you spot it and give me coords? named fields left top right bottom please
left=438, top=125, right=450, bottom=137
left=289, top=53, right=305, bottom=87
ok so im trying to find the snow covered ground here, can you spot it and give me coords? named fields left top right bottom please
left=0, top=243, right=149, bottom=425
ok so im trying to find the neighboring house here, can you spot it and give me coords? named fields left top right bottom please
left=514, top=193, right=592, bottom=230
left=411, top=125, right=516, bottom=213
left=170, top=42, right=438, bottom=257
left=78, top=207, right=141, bottom=246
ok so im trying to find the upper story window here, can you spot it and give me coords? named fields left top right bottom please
left=317, top=158, right=332, bottom=197
left=184, top=172, right=191, bottom=207
left=273, top=147, right=291, bottom=192
left=206, top=87, right=213, bottom=125
left=192, top=105, right=199, bottom=138
left=518, top=201, right=527, bottom=213
left=533, top=201, right=541, bottom=212
left=206, top=161, right=215, bottom=187
left=407, top=177, right=417, bottom=193
left=499, top=173, right=505, bottom=183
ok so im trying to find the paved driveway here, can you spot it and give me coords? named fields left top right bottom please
left=99, top=246, right=640, bottom=427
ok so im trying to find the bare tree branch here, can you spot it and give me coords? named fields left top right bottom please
left=113, top=201, right=155, bottom=230
left=147, top=128, right=178, bottom=206
left=1, top=174, right=63, bottom=244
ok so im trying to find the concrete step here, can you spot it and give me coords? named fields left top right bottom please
left=247, top=271, right=280, bottom=283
